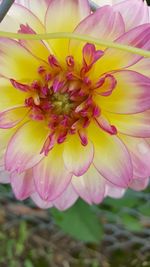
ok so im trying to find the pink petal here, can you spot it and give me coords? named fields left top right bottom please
left=129, top=57, right=150, bottom=77
left=0, top=127, right=16, bottom=152
left=63, top=135, right=94, bottom=176
left=120, top=135, right=150, bottom=179
left=0, top=166, right=10, bottom=183
left=0, top=3, right=45, bottom=33
left=5, top=121, right=49, bottom=173
left=105, top=182, right=126, bottom=198
left=15, top=0, right=50, bottom=23
left=33, top=145, right=72, bottom=201
left=95, top=74, right=117, bottom=96
left=97, top=70, right=150, bottom=114
left=95, top=115, right=117, bottom=135
left=10, top=79, right=30, bottom=92
left=129, top=177, right=149, bottom=191
left=0, top=106, right=28, bottom=129
left=73, top=5, right=125, bottom=41
left=45, top=0, right=90, bottom=58
left=19, top=173, right=78, bottom=210
left=53, top=183, right=78, bottom=211
left=10, top=169, right=35, bottom=200
left=91, top=24, right=150, bottom=78
left=115, top=24, right=150, bottom=67
left=31, top=192, right=53, bottom=209
left=0, top=128, right=19, bottom=171
left=72, top=164, right=105, bottom=204
left=70, top=5, right=125, bottom=61
left=113, top=0, right=149, bottom=30
left=46, top=0, right=90, bottom=32
left=0, top=152, right=5, bottom=167
left=107, top=110, right=150, bottom=138
left=82, top=43, right=104, bottom=72
left=89, top=122, right=133, bottom=187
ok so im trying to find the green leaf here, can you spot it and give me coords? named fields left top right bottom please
left=138, top=202, right=150, bottom=216
left=24, top=259, right=34, bottom=267
left=120, top=214, right=143, bottom=232
left=51, top=200, right=103, bottom=243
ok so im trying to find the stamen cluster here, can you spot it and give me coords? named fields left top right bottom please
left=11, top=43, right=117, bottom=155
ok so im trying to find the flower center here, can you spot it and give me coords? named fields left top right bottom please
left=10, top=43, right=117, bottom=155
left=51, top=92, right=73, bottom=115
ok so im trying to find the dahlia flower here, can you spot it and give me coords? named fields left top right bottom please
left=0, top=0, right=150, bottom=210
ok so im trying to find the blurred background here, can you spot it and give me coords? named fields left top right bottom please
left=0, top=0, right=150, bottom=267
left=0, top=184, right=150, bottom=267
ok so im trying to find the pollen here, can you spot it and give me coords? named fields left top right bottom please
left=51, top=92, right=73, bottom=114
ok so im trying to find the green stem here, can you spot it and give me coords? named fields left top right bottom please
left=0, top=0, right=14, bottom=23
left=0, top=31, right=150, bottom=58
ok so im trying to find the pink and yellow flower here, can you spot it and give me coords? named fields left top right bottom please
left=0, top=0, right=150, bottom=209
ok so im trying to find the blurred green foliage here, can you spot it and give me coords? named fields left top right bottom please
left=0, top=221, right=33, bottom=267
left=0, top=186, right=150, bottom=266
left=52, top=189, right=150, bottom=243
left=51, top=200, right=103, bottom=243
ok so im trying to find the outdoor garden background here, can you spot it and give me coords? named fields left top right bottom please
left=0, top=0, right=150, bottom=266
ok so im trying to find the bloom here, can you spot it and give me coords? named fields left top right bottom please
left=0, top=0, right=150, bottom=210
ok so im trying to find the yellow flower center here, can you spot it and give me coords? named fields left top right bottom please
left=10, top=43, right=117, bottom=154
left=51, top=92, right=73, bottom=115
